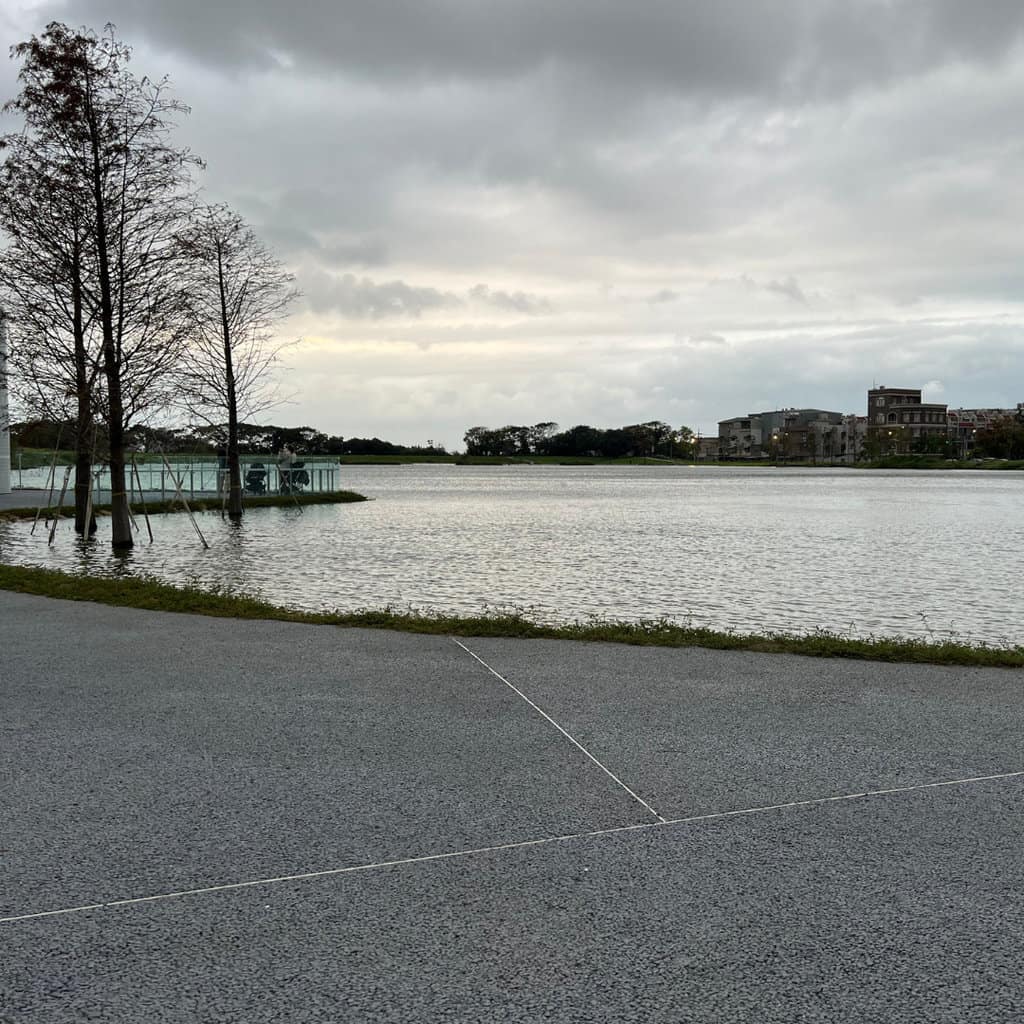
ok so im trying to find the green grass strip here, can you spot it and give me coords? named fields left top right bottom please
left=0, top=563, right=1021, bottom=667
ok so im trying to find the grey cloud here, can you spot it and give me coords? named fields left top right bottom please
left=41, top=1, right=799, bottom=93
left=26, top=2, right=1024, bottom=289
left=249, top=224, right=388, bottom=269
left=468, top=284, right=552, bottom=315
left=7, top=3, right=1024, bottom=450
left=308, top=273, right=461, bottom=319
left=41, top=0, right=1024, bottom=101
left=322, top=239, right=389, bottom=268
left=765, top=277, right=808, bottom=305
left=708, top=275, right=758, bottom=293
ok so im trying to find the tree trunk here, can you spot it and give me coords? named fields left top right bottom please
left=218, top=242, right=243, bottom=518
left=71, top=241, right=96, bottom=536
left=73, top=427, right=96, bottom=536
left=87, top=80, right=132, bottom=548
left=226, top=399, right=242, bottom=518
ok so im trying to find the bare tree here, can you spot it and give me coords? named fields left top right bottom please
left=0, top=131, right=103, bottom=533
left=5, top=22, right=199, bottom=548
left=178, top=205, right=298, bottom=517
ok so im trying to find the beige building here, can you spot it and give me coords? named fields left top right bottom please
left=717, top=414, right=762, bottom=459
left=718, top=408, right=848, bottom=462
left=695, top=436, right=721, bottom=461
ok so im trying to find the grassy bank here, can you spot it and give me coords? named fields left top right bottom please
left=0, top=490, right=367, bottom=522
left=0, top=563, right=1020, bottom=667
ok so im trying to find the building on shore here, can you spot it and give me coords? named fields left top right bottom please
left=717, top=414, right=761, bottom=459
left=867, top=389, right=1023, bottom=455
left=867, top=386, right=948, bottom=453
left=717, top=408, right=854, bottom=462
left=694, top=435, right=720, bottom=460
left=947, top=406, right=1024, bottom=455
left=715, top=388, right=1021, bottom=464
left=836, top=414, right=868, bottom=463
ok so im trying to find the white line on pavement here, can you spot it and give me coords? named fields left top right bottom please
left=3, top=769, right=1021, bottom=926
left=450, top=637, right=666, bottom=822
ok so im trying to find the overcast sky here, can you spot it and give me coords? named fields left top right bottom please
left=2, top=1, right=1023, bottom=448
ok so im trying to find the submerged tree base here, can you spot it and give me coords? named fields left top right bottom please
left=0, top=563, right=1021, bottom=668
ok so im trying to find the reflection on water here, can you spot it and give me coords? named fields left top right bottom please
left=2, top=465, right=1022, bottom=644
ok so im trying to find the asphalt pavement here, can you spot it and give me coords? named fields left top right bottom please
left=2, top=591, right=1022, bottom=1022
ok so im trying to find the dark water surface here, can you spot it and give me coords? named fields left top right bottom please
left=2, top=465, right=1021, bottom=643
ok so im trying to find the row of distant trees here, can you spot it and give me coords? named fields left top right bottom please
left=463, top=421, right=695, bottom=458
left=0, top=23, right=297, bottom=545
left=12, top=418, right=448, bottom=458
left=972, top=416, right=1024, bottom=459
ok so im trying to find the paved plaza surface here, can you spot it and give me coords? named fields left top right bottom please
left=2, top=590, right=1023, bottom=1022
left=0, top=489, right=50, bottom=511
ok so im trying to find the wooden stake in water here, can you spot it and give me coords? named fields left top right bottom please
left=31, top=447, right=61, bottom=536
left=83, top=469, right=95, bottom=539
left=159, top=452, right=209, bottom=549
left=131, top=456, right=154, bottom=543
left=47, top=465, right=72, bottom=546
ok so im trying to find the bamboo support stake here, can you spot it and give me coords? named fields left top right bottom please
left=31, top=456, right=59, bottom=536
left=125, top=454, right=139, bottom=531
left=31, top=427, right=64, bottom=535
left=131, top=457, right=153, bottom=543
left=159, top=452, right=209, bottom=549
left=47, top=466, right=72, bottom=546
left=82, top=470, right=95, bottom=538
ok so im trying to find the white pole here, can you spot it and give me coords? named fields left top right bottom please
left=0, top=314, right=11, bottom=495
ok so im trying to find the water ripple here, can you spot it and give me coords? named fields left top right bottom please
left=1, top=465, right=1021, bottom=645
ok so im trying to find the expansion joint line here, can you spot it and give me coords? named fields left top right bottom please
left=3, top=770, right=1022, bottom=926
left=450, top=637, right=666, bottom=822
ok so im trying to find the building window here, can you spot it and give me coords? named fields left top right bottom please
left=876, top=397, right=885, bottom=407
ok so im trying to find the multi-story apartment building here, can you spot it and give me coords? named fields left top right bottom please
left=717, top=414, right=762, bottom=459
left=947, top=405, right=1024, bottom=453
left=833, top=414, right=867, bottom=463
left=715, top=390, right=1019, bottom=464
left=867, top=386, right=948, bottom=451
left=718, top=408, right=846, bottom=461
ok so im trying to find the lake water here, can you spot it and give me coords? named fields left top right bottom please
left=2, top=465, right=1022, bottom=644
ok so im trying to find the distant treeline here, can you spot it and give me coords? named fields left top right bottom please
left=463, top=421, right=695, bottom=458
left=11, top=420, right=449, bottom=457
left=972, top=416, right=1024, bottom=459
